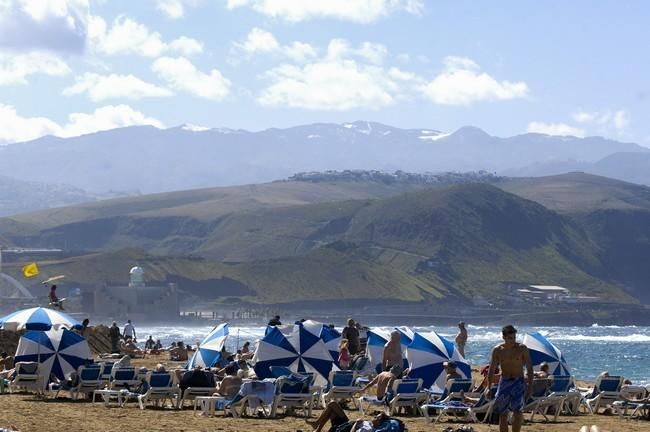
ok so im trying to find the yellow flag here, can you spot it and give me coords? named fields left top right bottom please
left=22, top=262, right=39, bottom=278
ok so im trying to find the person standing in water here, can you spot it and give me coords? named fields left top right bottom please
left=487, top=325, right=533, bottom=432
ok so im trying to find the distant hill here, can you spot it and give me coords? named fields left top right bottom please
left=0, top=175, right=643, bottom=306
left=0, top=122, right=645, bottom=194
left=0, top=175, right=100, bottom=217
left=505, top=152, right=650, bottom=186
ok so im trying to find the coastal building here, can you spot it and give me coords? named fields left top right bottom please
left=90, top=266, right=179, bottom=322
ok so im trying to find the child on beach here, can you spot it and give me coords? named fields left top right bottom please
left=338, top=339, right=351, bottom=370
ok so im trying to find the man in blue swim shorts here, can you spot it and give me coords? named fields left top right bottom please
left=487, top=325, right=533, bottom=432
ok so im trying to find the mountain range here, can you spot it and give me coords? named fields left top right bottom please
left=2, top=172, right=650, bottom=313
left=0, top=122, right=648, bottom=197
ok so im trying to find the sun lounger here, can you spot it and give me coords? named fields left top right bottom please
left=108, top=367, right=140, bottom=390
left=63, top=364, right=103, bottom=400
left=545, top=375, right=581, bottom=415
left=137, top=371, right=181, bottom=409
left=321, top=370, right=359, bottom=408
left=582, top=375, right=623, bottom=414
left=422, top=391, right=494, bottom=424
left=9, top=362, right=42, bottom=394
left=180, top=386, right=218, bottom=407
left=227, top=380, right=275, bottom=417
left=388, top=378, right=426, bottom=415
left=270, top=375, right=314, bottom=418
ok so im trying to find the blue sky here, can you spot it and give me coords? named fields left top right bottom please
left=0, top=0, right=648, bottom=146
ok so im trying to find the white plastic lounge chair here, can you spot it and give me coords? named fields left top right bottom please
left=388, top=378, right=426, bottom=415
left=137, top=371, right=181, bottom=409
left=109, top=367, right=140, bottom=390
left=422, top=391, right=494, bottom=424
left=180, top=386, right=218, bottom=407
left=65, top=364, right=103, bottom=400
left=425, top=378, right=474, bottom=403
left=227, top=380, right=275, bottom=417
left=270, top=376, right=314, bottom=418
left=321, top=370, right=359, bottom=407
left=545, top=375, right=581, bottom=415
left=583, top=375, right=623, bottom=414
left=9, top=362, right=42, bottom=394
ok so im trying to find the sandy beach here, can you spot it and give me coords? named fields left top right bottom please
left=0, top=392, right=649, bottom=432
left=2, top=357, right=648, bottom=432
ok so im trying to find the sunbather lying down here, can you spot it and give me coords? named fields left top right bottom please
left=306, top=401, right=396, bottom=432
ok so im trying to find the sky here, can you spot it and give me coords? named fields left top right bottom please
left=0, top=0, right=648, bottom=145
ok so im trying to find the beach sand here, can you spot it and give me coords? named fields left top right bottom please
left=0, top=393, right=648, bottom=432
left=1, top=357, right=648, bottom=432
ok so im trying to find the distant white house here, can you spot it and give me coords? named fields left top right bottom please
left=514, top=284, right=600, bottom=304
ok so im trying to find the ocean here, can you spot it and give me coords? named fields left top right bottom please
left=135, top=324, right=650, bottom=386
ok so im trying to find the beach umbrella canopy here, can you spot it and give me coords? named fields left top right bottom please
left=523, top=332, right=570, bottom=376
left=187, top=323, right=229, bottom=369
left=406, top=331, right=471, bottom=391
left=15, top=328, right=91, bottom=388
left=302, top=320, right=341, bottom=362
left=0, top=307, right=81, bottom=331
left=253, top=323, right=334, bottom=386
left=366, top=328, right=392, bottom=373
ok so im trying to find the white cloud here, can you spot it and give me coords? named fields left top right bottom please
left=155, top=0, right=203, bottom=19
left=0, top=103, right=61, bottom=143
left=257, top=40, right=414, bottom=111
left=614, top=110, right=630, bottom=130
left=152, top=56, right=231, bottom=100
left=225, top=0, right=424, bottom=23
left=89, top=15, right=203, bottom=57
left=0, top=103, right=163, bottom=144
left=62, top=72, right=173, bottom=101
left=0, top=51, right=70, bottom=85
left=169, top=36, right=203, bottom=56
left=526, top=121, right=585, bottom=137
left=62, top=104, right=163, bottom=137
left=0, top=0, right=89, bottom=53
left=231, top=28, right=317, bottom=63
left=572, top=109, right=631, bottom=132
left=422, top=56, right=529, bottom=105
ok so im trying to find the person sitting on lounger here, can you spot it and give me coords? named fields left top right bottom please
left=217, top=365, right=242, bottom=399
left=236, top=360, right=256, bottom=379
left=0, top=352, right=14, bottom=379
left=306, top=401, right=391, bottom=432
left=444, top=361, right=462, bottom=381
left=534, top=362, right=550, bottom=378
left=357, top=364, right=402, bottom=401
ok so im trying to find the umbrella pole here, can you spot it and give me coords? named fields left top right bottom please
left=236, top=328, right=240, bottom=352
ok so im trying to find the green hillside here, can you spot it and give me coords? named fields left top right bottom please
left=1, top=177, right=640, bottom=306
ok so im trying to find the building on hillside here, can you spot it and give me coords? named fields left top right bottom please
left=91, top=266, right=179, bottom=322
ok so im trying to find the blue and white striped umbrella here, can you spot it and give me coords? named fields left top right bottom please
left=0, top=307, right=81, bottom=331
left=253, top=323, right=334, bottom=386
left=523, top=332, right=570, bottom=376
left=15, top=328, right=91, bottom=389
left=187, top=323, right=229, bottom=369
left=406, top=331, right=471, bottom=391
left=302, top=320, right=341, bottom=363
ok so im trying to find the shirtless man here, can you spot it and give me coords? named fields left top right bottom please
left=382, top=330, right=402, bottom=371
left=455, top=321, right=468, bottom=357
left=358, top=364, right=402, bottom=401
left=487, top=325, right=533, bottom=432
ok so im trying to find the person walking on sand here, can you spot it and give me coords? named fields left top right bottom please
left=123, top=319, right=136, bottom=342
left=455, top=321, right=468, bottom=357
left=487, top=325, right=533, bottom=432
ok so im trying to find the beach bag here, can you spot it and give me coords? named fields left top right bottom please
left=375, top=418, right=405, bottom=432
left=329, top=421, right=355, bottom=432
